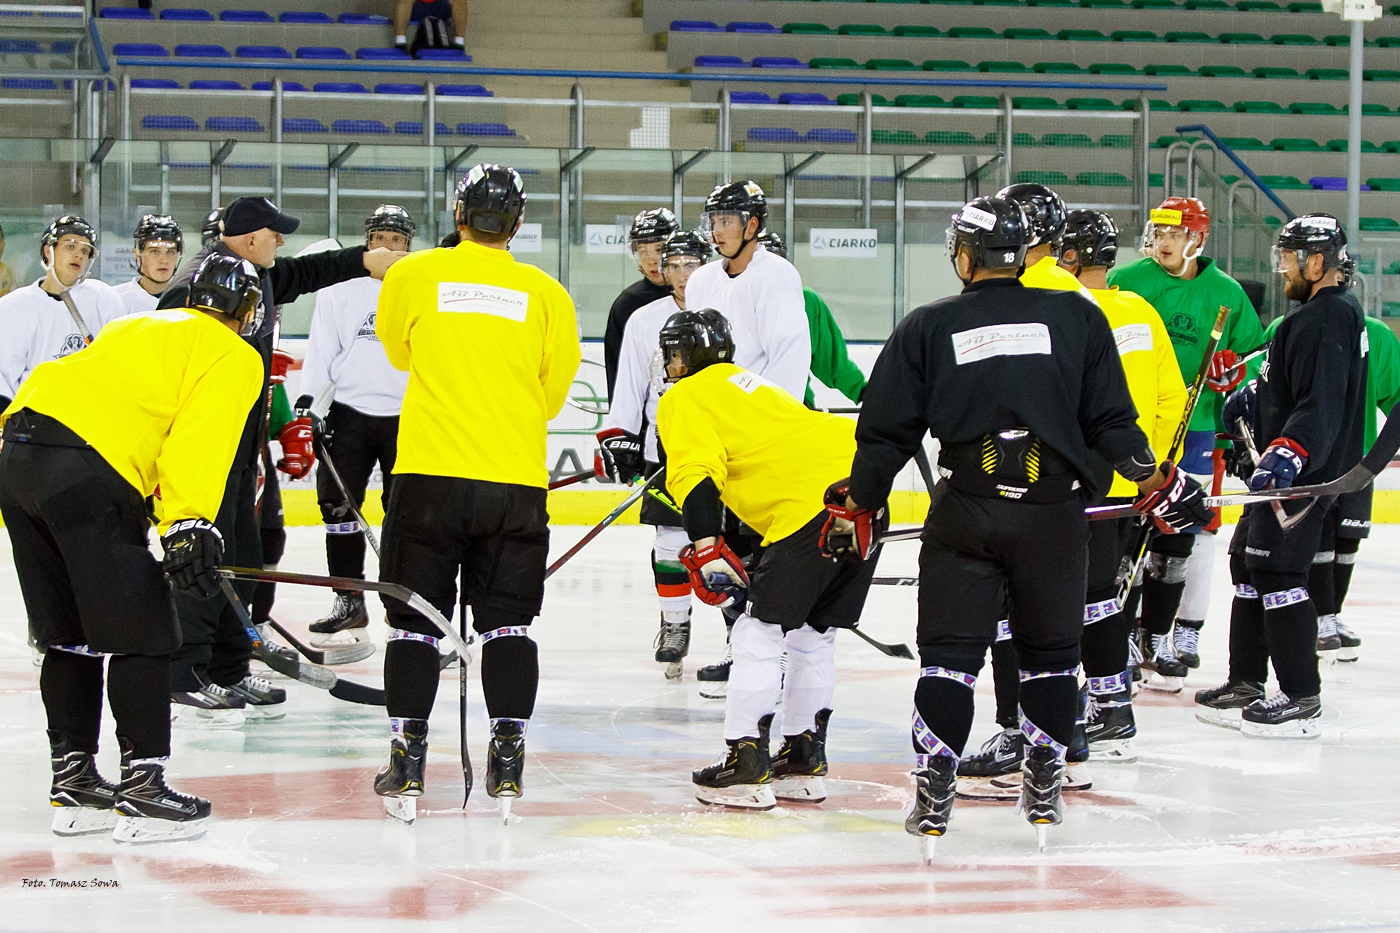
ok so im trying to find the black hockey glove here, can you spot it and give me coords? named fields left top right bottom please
left=594, top=427, right=644, bottom=483
left=294, top=394, right=332, bottom=447
left=1219, top=433, right=1254, bottom=483
left=1134, top=461, right=1212, bottom=534
left=160, top=518, right=224, bottom=599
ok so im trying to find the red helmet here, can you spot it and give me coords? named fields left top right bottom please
left=1150, top=197, right=1210, bottom=235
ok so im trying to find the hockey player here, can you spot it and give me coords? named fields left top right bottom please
left=1108, top=197, right=1265, bottom=690
left=158, top=196, right=405, bottom=725
left=372, top=164, right=580, bottom=820
left=598, top=230, right=710, bottom=678
left=0, top=253, right=264, bottom=842
left=297, top=205, right=414, bottom=644
left=997, top=183, right=1096, bottom=302
left=112, top=214, right=183, bottom=314
left=0, top=216, right=126, bottom=409
left=653, top=308, right=878, bottom=809
left=603, top=208, right=678, bottom=399
left=755, top=231, right=867, bottom=408
left=1199, top=214, right=1367, bottom=737
left=844, top=196, right=1209, bottom=850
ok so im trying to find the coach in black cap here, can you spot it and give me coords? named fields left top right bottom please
left=158, top=197, right=406, bottom=719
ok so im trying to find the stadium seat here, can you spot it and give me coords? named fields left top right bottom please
left=175, top=45, right=231, bottom=59
left=811, top=57, right=860, bottom=69
left=221, top=10, right=274, bottom=21
left=1290, top=101, right=1342, bottom=114
left=782, top=23, right=832, bottom=34
left=1100, top=133, right=1133, bottom=147
left=1005, top=28, right=1053, bottom=39
left=1043, top=133, right=1095, bottom=146
left=1134, top=0, right=1178, bottom=7
left=1144, top=64, right=1193, bottom=76
left=1, top=78, right=57, bottom=90
left=730, top=91, right=774, bottom=103
left=1035, top=62, right=1086, bottom=73
left=298, top=47, right=353, bottom=60
left=925, top=60, right=976, bottom=72
left=1220, top=136, right=1269, bottom=149
left=1199, top=66, right=1248, bottom=77
left=142, top=115, right=198, bottom=131
left=839, top=24, right=889, bottom=35
left=1113, top=30, right=1160, bottom=42
left=1178, top=99, right=1228, bottom=111
left=1008, top=132, right=1037, bottom=146
left=670, top=21, right=722, bottom=31
left=190, top=80, right=242, bottom=90
left=1145, top=99, right=1174, bottom=110
left=778, top=93, right=835, bottom=105
left=1326, top=139, right=1384, bottom=152
left=1272, top=34, right=1317, bottom=45
left=1254, top=67, right=1302, bottom=79
left=868, top=59, right=918, bottom=70
left=1236, top=101, right=1288, bottom=113
left=1258, top=174, right=1311, bottom=189
left=253, top=81, right=308, bottom=91
left=837, top=93, right=891, bottom=106
left=1165, top=31, right=1212, bottom=42
left=1288, top=1, right=1324, bottom=8
left=1017, top=170, right=1070, bottom=185
left=1367, top=177, right=1400, bottom=191
left=332, top=119, right=390, bottom=135
left=728, top=22, right=780, bottom=34
left=1013, top=96, right=1061, bottom=109
left=808, top=128, right=858, bottom=144
left=896, top=94, right=945, bottom=106
left=695, top=55, right=745, bottom=68
left=1379, top=37, right=1400, bottom=47
left=926, top=130, right=979, bottom=145
left=753, top=57, right=805, bottom=68
left=438, top=84, right=493, bottom=96
left=1323, top=34, right=1358, bottom=45
left=893, top=25, right=941, bottom=37
left=952, top=95, right=1000, bottom=108
left=1067, top=97, right=1117, bottom=109
left=416, top=49, right=469, bottom=60
left=162, top=8, right=214, bottom=20
left=1360, top=218, right=1400, bottom=232
left=980, top=61, right=1031, bottom=72
left=1238, top=0, right=1282, bottom=8
left=1059, top=29, right=1108, bottom=40
left=872, top=129, right=920, bottom=145
left=1271, top=138, right=1325, bottom=151
left=281, top=12, right=333, bottom=23
left=375, top=83, right=424, bottom=95
left=1347, top=103, right=1392, bottom=115
left=283, top=118, right=328, bottom=133
left=1366, top=70, right=1400, bottom=81
left=1090, top=63, right=1139, bottom=74
left=1307, top=68, right=1349, bottom=80
left=1378, top=141, right=1400, bottom=153
left=313, top=82, right=370, bottom=94
left=0, top=40, right=42, bottom=54
left=949, top=26, right=998, bottom=38
left=130, top=78, right=180, bottom=89
left=101, top=7, right=153, bottom=18
left=359, top=48, right=413, bottom=60
left=457, top=122, right=516, bottom=137
left=1077, top=171, right=1131, bottom=185
left=394, top=121, right=453, bottom=136
left=112, top=43, right=168, bottom=57
left=340, top=13, right=391, bottom=24
left=206, top=116, right=265, bottom=133
left=1220, top=33, right=1267, bottom=44
left=238, top=46, right=292, bottom=59
left=1186, top=0, right=1230, bottom=7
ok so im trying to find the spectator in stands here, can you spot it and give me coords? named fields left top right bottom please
left=394, top=0, right=467, bottom=53
left=0, top=224, right=15, bottom=298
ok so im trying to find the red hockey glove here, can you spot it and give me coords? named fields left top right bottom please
left=160, top=518, right=224, bottom=599
left=275, top=417, right=315, bottom=479
left=1134, top=460, right=1212, bottom=533
left=270, top=348, right=295, bottom=385
left=820, top=480, right=886, bottom=560
left=594, top=426, right=644, bottom=483
left=1206, top=349, right=1245, bottom=394
left=678, top=538, right=750, bottom=609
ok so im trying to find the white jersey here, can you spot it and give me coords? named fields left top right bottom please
left=301, top=276, right=407, bottom=417
left=0, top=278, right=129, bottom=399
left=681, top=245, right=811, bottom=399
left=608, top=293, right=680, bottom=462
left=111, top=278, right=161, bottom=315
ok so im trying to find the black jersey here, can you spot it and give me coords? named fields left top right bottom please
left=849, top=278, right=1149, bottom=506
left=604, top=277, right=671, bottom=400
left=1253, top=285, right=1367, bottom=486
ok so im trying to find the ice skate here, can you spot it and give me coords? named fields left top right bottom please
left=1173, top=620, right=1203, bottom=669
left=1241, top=691, right=1322, bottom=739
left=48, top=734, right=118, bottom=837
left=1336, top=616, right=1361, bottom=662
left=1127, top=628, right=1144, bottom=697
left=653, top=616, right=690, bottom=682
left=693, top=713, right=775, bottom=810
left=1085, top=689, right=1138, bottom=763
left=1018, top=744, right=1065, bottom=852
left=772, top=708, right=830, bottom=803
left=171, top=682, right=246, bottom=728
left=309, top=592, right=369, bottom=648
left=487, top=718, right=527, bottom=822
left=1194, top=679, right=1266, bottom=729
left=224, top=673, right=287, bottom=720
left=696, top=641, right=731, bottom=699
left=374, top=719, right=428, bottom=824
left=1316, top=613, right=1341, bottom=664
left=906, top=754, right=957, bottom=863
left=956, top=728, right=1023, bottom=800
left=112, top=744, right=211, bottom=844
left=1141, top=633, right=1187, bottom=693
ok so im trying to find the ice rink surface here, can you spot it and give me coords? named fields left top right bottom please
left=3, top=524, right=1400, bottom=932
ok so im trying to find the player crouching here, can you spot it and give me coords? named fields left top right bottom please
left=0, top=254, right=265, bottom=842
left=655, top=309, right=882, bottom=809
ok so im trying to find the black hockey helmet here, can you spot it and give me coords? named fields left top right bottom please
left=454, top=162, right=526, bottom=237
left=1058, top=209, right=1119, bottom=270
left=1273, top=212, right=1348, bottom=274
left=41, top=215, right=98, bottom=265
left=1340, top=250, right=1357, bottom=289
left=995, top=182, right=1068, bottom=248
left=628, top=208, right=679, bottom=251
left=202, top=208, right=224, bottom=246
left=945, top=197, right=1031, bottom=272
left=365, top=204, right=415, bottom=244
left=133, top=213, right=183, bottom=255
left=757, top=229, right=786, bottom=258
left=658, top=308, right=734, bottom=382
left=699, top=180, right=767, bottom=247
left=660, top=230, right=711, bottom=265
left=187, top=253, right=264, bottom=336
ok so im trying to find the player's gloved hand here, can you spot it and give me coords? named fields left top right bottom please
left=269, top=348, right=295, bottom=385
left=678, top=538, right=750, bottom=609
left=276, top=417, right=315, bottom=479
left=1221, top=382, right=1256, bottom=439
left=294, top=393, right=331, bottom=447
left=819, top=480, right=886, bottom=560
left=594, top=426, right=644, bottom=483
left=160, top=518, right=224, bottom=599
left=1249, top=438, right=1308, bottom=492
left=1135, top=460, right=1212, bottom=534
left=1206, top=349, right=1245, bottom=394
left=1219, top=434, right=1254, bottom=483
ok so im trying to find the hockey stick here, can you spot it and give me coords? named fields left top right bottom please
left=549, top=468, right=597, bottom=491
left=220, top=577, right=335, bottom=690
left=543, top=471, right=662, bottom=580
left=308, top=382, right=382, bottom=559
left=264, top=617, right=375, bottom=666
left=459, top=611, right=472, bottom=806
left=912, top=445, right=937, bottom=494
left=847, top=625, right=915, bottom=660
left=58, top=287, right=94, bottom=346
left=872, top=575, right=919, bottom=586
left=1235, top=418, right=1302, bottom=529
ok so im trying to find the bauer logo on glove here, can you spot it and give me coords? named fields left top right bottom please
left=820, top=480, right=886, bottom=560
left=1133, top=460, right=1212, bottom=534
left=595, top=426, right=644, bottom=484
left=678, top=538, right=749, bottom=608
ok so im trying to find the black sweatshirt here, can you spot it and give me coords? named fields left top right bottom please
left=603, top=277, right=671, bottom=401
left=1253, top=284, right=1368, bottom=486
left=849, top=278, right=1151, bottom=507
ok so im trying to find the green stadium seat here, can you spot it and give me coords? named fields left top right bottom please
left=1178, top=99, right=1229, bottom=111
left=1307, top=68, right=1349, bottom=80
left=1290, top=101, right=1342, bottom=114
left=1360, top=218, right=1400, bottom=232
left=782, top=23, right=832, bottom=34
left=926, top=130, right=979, bottom=145
left=1236, top=101, right=1288, bottom=113
left=1090, top=63, right=1140, bottom=74
left=1133, top=0, right=1178, bottom=6
left=867, top=59, right=918, bottom=70
left=871, top=129, right=920, bottom=145
left=1067, top=97, right=1118, bottom=109
left=1366, top=70, right=1400, bottom=81
left=838, top=24, right=888, bottom=35
left=1112, top=30, right=1160, bottom=41
left=1367, top=177, right=1400, bottom=191
left=1185, top=0, right=1230, bottom=7
left=979, top=61, right=1031, bottom=72
left=1323, top=34, right=1357, bottom=45
left=895, top=94, right=946, bottom=106
left=1347, top=103, right=1393, bottom=115
left=1035, top=62, right=1086, bottom=73
left=1153, top=134, right=1185, bottom=147
left=1379, top=37, right=1400, bottom=47
left=1043, top=133, right=1096, bottom=146
left=1150, top=173, right=1165, bottom=186
left=952, top=95, right=1001, bottom=108
left=924, top=59, right=976, bottom=71
left=1258, top=174, right=1312, bottom=189
left=1017, top=170, right=1070, bottom=185
left=1083, top=0, right=1129, bottom=6
left=1145, top=64, right=1194, bottom=76
left=1059, top=29, right=1109, bottom=40
left=1254, top=67, right=1303, bottom=79
left=1199, top=65, right=1249, bottom=77
left=1271, top=34, right=1317, bottom=45
left=1386, top=141, right=1400, bottom=153
left=892, top=25, right=942, bottom=37
left=1005, top=27, right=1053, bottom=39
left=1238, top=0, right=1282, bottom=9
left=1220, top=136, right=1269, bottom=150
left=1101, top=133, right=1134, bottom=147
left=1270, top=138, right=1325, bottom=151
left=1287, top=1, right=1324, bottom=9
left=948, top=26, right=998, bottom=38
left=1013, top=96, right=1062, bottom=109
left=1166, top=31, right=1213, bottom=42
left=1028, top=0, right=1077, bottom=5
left=1326, top=139, right=1384, bottom=152
left=837, top=93, right=892, bottom=106
left=1145, top=98, right=1175, bottom=110
left=1012, top=132, right=1036, bottom=146
left=1220, top=33, right=1267, bottom=44
left=1077, top=171, right=1132, bottom=186
left=980, top=0, right=1023, bottom=6
left=811, top=58, right=860, bottom=69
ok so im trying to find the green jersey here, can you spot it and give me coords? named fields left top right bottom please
left=803, top=288, right=867, bottom=408
left=267, top=383, right=293, bottom=439
left=1108, top=256, right=1265, bottom=433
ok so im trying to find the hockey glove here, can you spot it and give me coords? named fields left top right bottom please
left=678, top=538, right=750, bottom=609
left=1134, top=460, right=1212, bottom=534
left=820, top=480, right=886, bottom=560
left=1206, top=349, right=1245, bottom=394
left=1249, top=438, right=1307, bottom=492
left=275, top=417, right=315, bottom=479
left=269, top=348, right=295, bottom=385
left=294, top=394, right=332, bottom=446
left=1219, top=433, right=1255, bottom=483
left=594, top=426, right=644, bottom=484
left=160, top=518, right=224, bottom=599
left=1221, top=382, right=1256, bottom=439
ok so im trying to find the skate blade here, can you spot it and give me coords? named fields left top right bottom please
left=51, top=806, right=118, bottom=837
left=1088, top=739, right=1138, bottom=763
left=697, top=681, right=727, bottom=699
left=496, top=796, right=523, bottom=824
left=1195, top=706, right=1244, bottom=730
left=1338, top=646, right=1360, bottom=662
left=112, top=815, right=208, bottom=844
left=1318, top=647, right=1339, bottom=666
left=308, top=628, right=369, bottom=649
left=1037, top=824, right=1049, bottom=852
left=1064, top=762, right=1092, bottom=791
left=694, top=783, right=776, bottom=810
left=662, top=661, right=684, bottom=682
left=241, top=703, right=287, bottom=721
left=1143, top=673, right=1184, bottom=694
left=382, top=795, right=418, bottom=824
left=957, top=774, right=1021, bottom=800
left=772, top=775, right=826, bottom=804
left=1240, top=717, right=1322, bottom=740
left=920, top=835, right=939, bottom=864
left=171, top=707, right=246, bottom=729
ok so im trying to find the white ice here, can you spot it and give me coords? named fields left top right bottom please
left=2, top=524, right=1400, bottom=931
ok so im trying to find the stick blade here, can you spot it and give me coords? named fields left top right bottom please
left=328, top=678, right=385, bottom=706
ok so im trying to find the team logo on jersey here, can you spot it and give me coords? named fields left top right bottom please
left=357, top=311, right=380, bottom=341
left=54, top=333, right=86, bottom=359
left=1164, top=312, right=1199, bottom=348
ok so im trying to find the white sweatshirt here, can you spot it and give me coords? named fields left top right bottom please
left=112, top=278, right=161, bottom=315
left=608, top=293, right=680, bottom=462
left=0, top=278, right=129, bottom=399
left=300, top=277, right=408, bottom=417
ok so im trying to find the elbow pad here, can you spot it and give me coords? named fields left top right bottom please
left=1114, top=447, right=1159, bottom=484
left=681, top=477, right=724, bottom=541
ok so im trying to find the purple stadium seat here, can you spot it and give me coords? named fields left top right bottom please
left=332, top=119, right=391, bottom=134
left=748, top=127, right=803, bottom=142
left=438, top=84, right=493, bottom=96
left=283, top=118, right=329, bottom=133
left=729, top=91, right=775, bottom=103
left=281, top=11, right=333, bottom=23
left=694, top=55, right=746, bottom=68
left=175, top=44, right=232, bottom=59
left=395, top=121, right=454, bottom=135
left=807, top=128, right=858, bottom=144
left=778, top=92, right=835, bottom=105
left=297, top=47, right=353, bottom=60
left=313, top=82, right=370, bottom=94
left=112, top=43, right=169, bottom=57
left=359, top=48, right=412, bottom=60
left=237, top=46, right=293, bottom=59
left=130, top=78, right=181, bottom=89
left=253, top=81, right=308, bottom=92
left=671, top=20, right=722, bottom=31
left=457, top=122, right=516, bottom=136
left=190, top=80, right=243, bottom=90
left=752, top=57, right=806, bottom=68
left=340, top=13, right=391, bottom=24
left=416, top=48, right=470, bottom=61
left=161, top=8, right=214, bottom=21
left=100, top=7, right=154, bottom=19
left=221, top=10, right=275, bottom=22
left=207, top=116, right=266, bottom=133
left=727, top=22, right=781, bottom=33
left=2, top=77, right=58, bottom=90
left=375, top=83, right=424, bottom=95
left=0, top=40, right=43, bottom=54
left=142, top=115, right=199, bottom=131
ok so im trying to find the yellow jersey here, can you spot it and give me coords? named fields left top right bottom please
left=1091, top=286, right=1188, bottom=497
left=376, top=239, right=581, bottom=488
left=4, top=308, right=262, bottom=532
left=1021, top=255, right=1099, bottom=304
left=657, top=363, right=856, bottom=545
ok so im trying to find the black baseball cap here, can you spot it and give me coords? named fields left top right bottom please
left=221, top=196, right=300, bottom=237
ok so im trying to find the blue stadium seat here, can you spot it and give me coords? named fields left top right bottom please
left=0, top=40, right=42, bottom=54
left=237, top=46, right=292, bottom=59
left=730, top=91, right=774, bottom=103
left=807, top=128, right=858, bottom=144
left=340, top=13, right=391, bottom=24
left=221, top=10, right=274, bottom=22
left=298, top=47, right=353, bottom=60
left=283, top=118, right=329, bottom=133
left=100, top=7, right=154, bottom=19
left=281, top=11, right=334, bottom=23
left=313, top=82, right=370, bottom=93
left=778, top=92, right=835, bottom=105
left=395, top=120, right=454, bottom=135
left=142, top=115, right=199, bottom=131
left=130, top=78, right=181, bottom=89
left=52, top=41, right=76, bottom=55
left=753, top=56, right=806, bottom=68
left=190, top=80, right=243, bottom=90
left=253, top=81, right=308, bottom=91
left=438, top=84, right=493, bottom=96
left=671, top=20, right=723, bottom=31
left=748, top=127, right=803, bottom=142
left=2, top=78, right=58, bottom=90
left=457, top=122, right=516, bottom=136
left=728, top=22, right=781, bottom=33
left=175, top=44, right=231, bottom=59
left=375, top=83, right=423, bottom=95
left=416, top=48, right=470, bottom=60
left=332, top=119, right=390, bottom=134
left=359, top=48, right=412, bottom=60
left=695, top=55, right=746, bottom=68
left=161, top=8, right=214, bottom=20
left=207, top=116, right=266, bottom=133
left=113, top=43, right=169, bottom=57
